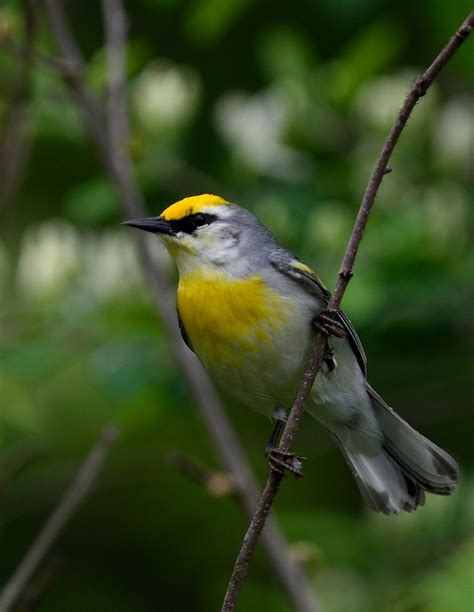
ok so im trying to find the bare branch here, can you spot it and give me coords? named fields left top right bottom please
left=0, top=0, right=36, bottom=221
left=102, top=0, right=129, bottom=159
left=0, top=33, right=69, bottom=75
left=0, top=426, right=120, bottom=612
left=42, top=1, right=319, bottom=610
left=15, top=554, right=63, bottom=612
left=169, top=452, right=235, bottom=497
left=222, top=10, right=474, bottom=611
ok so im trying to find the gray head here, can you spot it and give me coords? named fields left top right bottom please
left=123, top=194, right=278, bottom=277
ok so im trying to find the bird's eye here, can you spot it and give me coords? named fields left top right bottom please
left=193, top=213, right=208, bottom=227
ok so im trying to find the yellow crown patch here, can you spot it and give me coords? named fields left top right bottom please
left=161, top=194, right=229, bottom=221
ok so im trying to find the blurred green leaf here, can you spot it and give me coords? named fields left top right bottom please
left=186, top=0, right=253, bottom=43
left=64, top=177, right=117, bottom=226
left=328, top=18, right=405, bottom=104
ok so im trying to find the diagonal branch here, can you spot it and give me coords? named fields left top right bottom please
left=221, top=10, right=474, bottom=611
left=0, top=426, right=119, bottom=612
left=42, top=1, right=319, bottom=610
left=0, top=34, right=69, bottom=75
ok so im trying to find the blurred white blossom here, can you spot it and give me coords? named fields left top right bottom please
left=17, top=220, right=82, bottom=298
left=16, top=221, right=148, bottom=303
left=353, top=70, right=438, bottom=129
left=132, top=60, right=201, bottom=133
left=82, top=230, right=142, bottom=300
left=214, top=87, right=309, bottom=178
left=423, top=182, right=469, bottom=250
left=434, top=96, right=474, bottom=172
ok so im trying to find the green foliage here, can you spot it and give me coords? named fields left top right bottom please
left=65, top=178, right=118, bottom=226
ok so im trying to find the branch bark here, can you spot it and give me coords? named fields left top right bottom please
left=222, top=10, right=474, bottom=611
left=0, top=426, right=119, bottom=612
left=42, top=1, right=319, bottom=610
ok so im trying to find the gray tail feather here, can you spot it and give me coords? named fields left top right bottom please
left=332, top=434, right=426, bottom=514
left=368, top=385, right=459, bottom=496
left=332, top=387, right=459, bottom=515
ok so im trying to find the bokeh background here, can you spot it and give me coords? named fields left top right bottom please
left=1, top=0, right=473, bottom=610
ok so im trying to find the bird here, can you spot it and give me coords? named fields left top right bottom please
left=123, top=194, right=459, bottom=514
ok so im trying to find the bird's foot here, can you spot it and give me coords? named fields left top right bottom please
left=313, top=309, right=346, bottom=338
left=265, top=447, right=306, bottom=479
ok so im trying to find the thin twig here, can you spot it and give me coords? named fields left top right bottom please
left=0, top=0, right=36, bottom=222
left=0, top=426, right=120, bottom=612
left=102, top=0, right=129, bottom=160
left=169, top=452, right=235, bottom=497
left=43, top=2, right=319, bottom=610
left=15, top=554, right=64, bottom=612
left=221, top=10, right=474, bottom=611
left=0, top=34, right=69, bottom=74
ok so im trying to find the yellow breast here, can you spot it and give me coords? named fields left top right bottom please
left=177, top=272, right=287, bottom=365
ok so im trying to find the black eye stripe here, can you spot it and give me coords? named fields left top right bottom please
left=171, top=213, right=217, bottom=234
left=193, top=213, right=207, bottom=226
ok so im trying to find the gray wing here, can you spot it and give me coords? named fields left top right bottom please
left=177, top=308, right=194, bottom=353
left=270, top=251, right=331, bottom=301
left=270, top=251, right=367, bottom=377
left=337, top=310, right=368, bottom=377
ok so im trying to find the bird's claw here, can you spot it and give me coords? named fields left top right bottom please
left=313, top=309, right=346, bottom=338
left=265, top=447, right=306, bottom=479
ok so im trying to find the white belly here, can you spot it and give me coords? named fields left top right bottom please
left=204, top=300, right=314, bottom=415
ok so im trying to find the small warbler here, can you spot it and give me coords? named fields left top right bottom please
left=124, top=194, right=458, bottom=514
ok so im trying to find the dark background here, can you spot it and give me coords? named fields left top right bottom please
left=0, top=0, right=473, bottom=610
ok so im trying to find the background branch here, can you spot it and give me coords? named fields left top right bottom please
left=169, top=452, right=235, bottom=498
left=41, top=1, right=320, bottom=610
left=0, top=426, right=119, bottom=612
left=0, top=34, right=68, bottom=75
left=0, top=0, right=36, bottom=222
left=222, top=10, right=474, bottom=611
left=15, top=554, right=64, bottom=612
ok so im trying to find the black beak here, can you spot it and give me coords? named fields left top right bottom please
left=121, top=216, right=176, bottom=235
